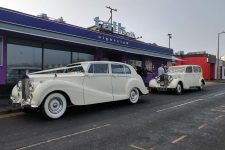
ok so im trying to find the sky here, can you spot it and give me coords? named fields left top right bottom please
left=1, top=0, right=225, bottom=57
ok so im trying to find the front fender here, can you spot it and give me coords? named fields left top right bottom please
left=31, top=80, right=84, bottom=107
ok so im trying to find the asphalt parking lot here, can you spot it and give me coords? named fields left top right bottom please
left=0, top=82, right=225, bottom=150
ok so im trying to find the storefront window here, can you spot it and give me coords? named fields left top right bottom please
left=72, top=52, right=94, bottom=63
left=145, top=60, right=152, bottom=72
left=44, top=48, right=71, bottom=69
left=0, top=36, right=3, bottom=66
left=7, top=41, right=42, bottom=83
left=128, top=60, right=142, bottom=70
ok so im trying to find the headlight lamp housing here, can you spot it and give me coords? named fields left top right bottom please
left=168, top=75, right=173, bottom=83
left=17, top=81, right=22, bottom=91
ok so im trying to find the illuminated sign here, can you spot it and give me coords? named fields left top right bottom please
left=94, top=17, right=136, bottom=39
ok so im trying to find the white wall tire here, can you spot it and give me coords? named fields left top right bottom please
left=129, top=88, right=140, bottom=104
left=175, top=83, right=183, bottom=95
left=41, top=93, right=67, bottom=119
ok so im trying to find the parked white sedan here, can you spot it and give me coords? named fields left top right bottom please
left=11, top=61, right=148, bottom=119
left=149, top=65, right=205, bottom=94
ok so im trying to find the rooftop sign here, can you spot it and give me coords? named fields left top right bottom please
left=94, top=17, right=136, bottom=39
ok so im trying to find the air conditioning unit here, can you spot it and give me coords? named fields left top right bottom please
left=37, top=13, right=49, bottom=20
left=55, top=17, right=65, bottom=23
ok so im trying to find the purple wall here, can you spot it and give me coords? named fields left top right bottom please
left=0, top=35, right=6, bottom=85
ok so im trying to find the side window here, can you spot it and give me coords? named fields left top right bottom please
left=93, top=64, right=109, bottom=74
left=124, top=65, right=131, bottom=74
left=186, top=66, right=192, bottom=73
left=193, top=66, right=199, bottom=73
left=88, top=64, right=94, bottom=73
left=198, top=67, right=202, bottom=73
left=111, top=64, right=125, bottom=74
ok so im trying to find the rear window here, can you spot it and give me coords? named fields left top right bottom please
left=111, top=64, right=125, bottom=74
left=193, top=66, right=199, bottom=73
left=88, top=64, right=109, bottom=74
left=124, top=65, right=131, bottom=74
left=186, top=66, right=192, bottom=73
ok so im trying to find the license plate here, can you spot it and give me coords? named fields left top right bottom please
left=159, top=87, right=167, bottom=91
left=160, top=82, right=164, bottom=86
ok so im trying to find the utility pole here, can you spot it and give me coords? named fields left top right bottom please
left=106, top=6, right=117, bottom=32
left=217, top=32, right=225, bottom=79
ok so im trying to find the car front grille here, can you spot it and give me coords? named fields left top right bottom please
left=159, top=74, right=169, bottom=86
left=22, top=79, right=30, bottom=100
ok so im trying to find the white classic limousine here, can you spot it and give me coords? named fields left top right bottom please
left=149, top=65, right=205, bottom=94
left=11, top=61, right=148, bottom=119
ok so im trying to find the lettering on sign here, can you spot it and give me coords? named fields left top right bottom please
left=94, top=17, right=136, bottom=39
left=97, top=35, right=129, bottom=46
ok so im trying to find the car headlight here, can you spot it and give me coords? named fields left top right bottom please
left=168, top=75, right=173, bottom=83
left=155, top=76, right=160, bottom=83
left=17, top=81, right=22, bottom=91
left=29, top=82, right=34, bottom=92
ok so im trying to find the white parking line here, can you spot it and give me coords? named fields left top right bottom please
left=214, top=92, right=225, bottom=97
left=16, top=124, right=111, bottom=150
left=156, top=99, right=204, bottom=112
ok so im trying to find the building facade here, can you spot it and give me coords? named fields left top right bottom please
left=0, top=7, right=173, bottom=95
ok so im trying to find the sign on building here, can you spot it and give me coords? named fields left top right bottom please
left=94, top=17, right=136, bottom=39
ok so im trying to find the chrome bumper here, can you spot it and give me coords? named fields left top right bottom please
left=10, top=95, right=38, bottom=108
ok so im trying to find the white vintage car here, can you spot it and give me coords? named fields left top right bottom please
left=149, top=65, right=205, bottom=94
left=11, top=61, right=148, bottom=119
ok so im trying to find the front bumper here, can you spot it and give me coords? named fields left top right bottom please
left=150, top=86, right=175, bottom=92
left=10, top=95, right=38, bottom=108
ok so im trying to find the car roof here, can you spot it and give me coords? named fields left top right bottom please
left=171, top=65, right=200, bottom=68
left=68, top=61, right=130, bottom=66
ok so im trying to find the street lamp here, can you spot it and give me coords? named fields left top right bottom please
left=168, top=33, right=172, bottom=49
left=217, top=31, right=225, bottom=80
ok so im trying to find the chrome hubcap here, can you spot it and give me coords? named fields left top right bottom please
left=48, top=97, right=63, bottom=114
left=177, top=84, right=181, bottom=93
left=130, top=89, right=138, bottom=102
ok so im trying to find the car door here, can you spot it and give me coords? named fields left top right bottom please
left=193, top=66, right=201, bottom=86
left=83, top=63, right=113, bottom=104
left=111, top=64, right=128, bottom=100
left=184, top=66, right=194, bottom=88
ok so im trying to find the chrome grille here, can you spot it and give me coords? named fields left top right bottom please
left=22, top=79, right=31, bottom=100
left=159, top=74, right=169, bottom=86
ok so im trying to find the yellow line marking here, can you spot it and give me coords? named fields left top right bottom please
left=171, top=135, right=187, bottom=144
left=130, top=144, right=146, bottom=150
left=215, top=115, right=225, bottom=120
left=0, top=112, right=24, bottom=119
left=198, top=124, right=208, bottom=129
left=16, top=124, right=111, bottom=150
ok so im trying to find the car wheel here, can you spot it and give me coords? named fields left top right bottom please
left=175, top=83, right=183, bottom=95
left=129, top=88, right=140, bottom=104
left=198, top=81, right=204, bottom=91
left=41, top=93, right=67, bottom=119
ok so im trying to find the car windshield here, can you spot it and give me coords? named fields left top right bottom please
left=168, top=66, right=186, bottom=73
